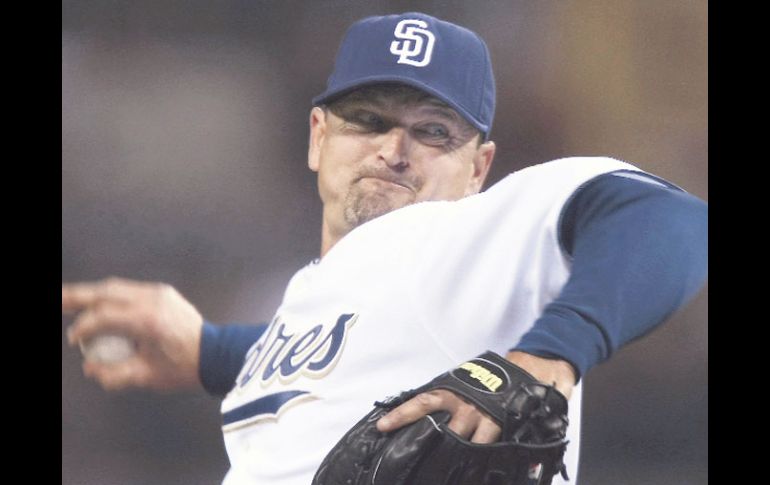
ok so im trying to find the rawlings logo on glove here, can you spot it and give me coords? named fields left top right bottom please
left=312, top=351, right=570, bottom=485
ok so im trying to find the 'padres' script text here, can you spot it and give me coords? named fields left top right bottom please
left=238, top=313, right=358, bottom=388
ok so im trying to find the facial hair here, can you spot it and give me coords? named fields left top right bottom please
left=343, top=168, right=422, bottom=229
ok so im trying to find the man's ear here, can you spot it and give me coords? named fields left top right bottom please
left=308, top=107, right=327, bottom=172
left=465, top=140, right=496, bottom=196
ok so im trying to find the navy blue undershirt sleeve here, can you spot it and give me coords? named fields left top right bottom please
left=199, top=321, right=268, bottom=397
left=512, top=171, right=708, bottom=381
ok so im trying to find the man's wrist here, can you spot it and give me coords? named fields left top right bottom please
left=504, top=350, right=577, bottom=400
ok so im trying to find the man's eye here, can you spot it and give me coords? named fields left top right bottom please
left=353, top=111, right=385, bottom=130
left=415, top=124, right=450, bottom=140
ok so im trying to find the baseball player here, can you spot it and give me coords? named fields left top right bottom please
left=62, top=12, right=708, bottom=485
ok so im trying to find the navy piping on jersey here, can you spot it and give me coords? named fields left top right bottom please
left=222, top=390, right=310, bottom=426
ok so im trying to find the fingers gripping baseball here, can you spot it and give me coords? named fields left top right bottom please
left=376, top=389, right=501, bottom=443
left=83, top=358, right=151, bottom=391
left=63, top=277, right=204, bottom=392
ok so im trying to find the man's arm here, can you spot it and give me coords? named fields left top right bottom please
left=513, top=171, right=708, bottom=381
left=199, top=321, right=268, bottom=396
left=378, top=171, right=708, bottom=442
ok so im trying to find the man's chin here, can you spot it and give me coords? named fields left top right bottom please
left=343, top=192, right=414, bottom=228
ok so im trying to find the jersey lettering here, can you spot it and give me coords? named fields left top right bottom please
left=225, top=313, right=358, bottom=428
left=237, top=313, right=358, bottom=388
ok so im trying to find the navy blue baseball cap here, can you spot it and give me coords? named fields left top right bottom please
left=312, top=12, right=496, bottom=139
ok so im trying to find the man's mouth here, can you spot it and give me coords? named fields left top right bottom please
left=357, top=176, right=414, bottom=192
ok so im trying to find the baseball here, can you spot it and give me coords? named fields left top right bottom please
left=79, top=334, right=137, bottom=364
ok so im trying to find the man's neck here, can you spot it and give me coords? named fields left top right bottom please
left=319, top=218, right=343, bottom=258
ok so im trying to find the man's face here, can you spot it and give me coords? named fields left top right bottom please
left=308, top=86, right=496, bottom=246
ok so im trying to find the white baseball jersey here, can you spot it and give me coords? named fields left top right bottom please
left=220, top=156, right=643, bottom=485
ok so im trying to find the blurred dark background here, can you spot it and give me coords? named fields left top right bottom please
left=62, top=1, right=707, bottom=484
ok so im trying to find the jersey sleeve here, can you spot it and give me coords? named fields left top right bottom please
left=511, top=171, right=708, bottom=381
left=199, top=321, right=269, bottom=397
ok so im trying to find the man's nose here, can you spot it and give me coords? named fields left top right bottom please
left=377, top=127, right=410, bottom=170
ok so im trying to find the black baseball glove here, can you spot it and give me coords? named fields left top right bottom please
left=312, top=351, right=570, bottom=485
